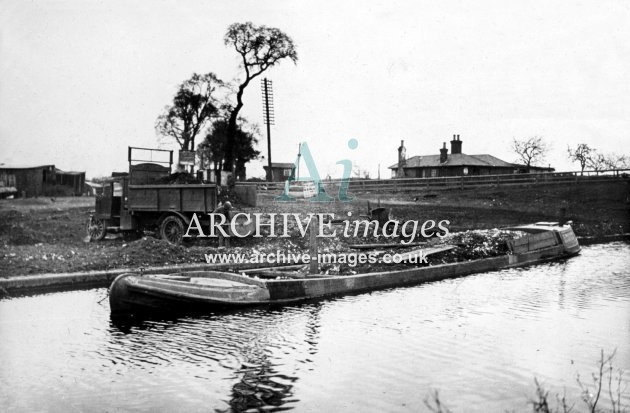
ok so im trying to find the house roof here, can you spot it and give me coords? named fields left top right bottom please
left=389, top=153, right=515, bottom=169
left=263, top=162, right=295, bottom=169
left=467, top=154, right=515, bottom=168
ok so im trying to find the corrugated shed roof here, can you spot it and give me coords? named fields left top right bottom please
left=56, top=168, right=86, bottom=175
left=0, top=164, right=55, bottom=170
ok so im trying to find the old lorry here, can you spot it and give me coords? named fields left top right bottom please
left=86, top=147, right=218, bottom=244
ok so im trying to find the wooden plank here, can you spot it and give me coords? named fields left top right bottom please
left=510, top=232, right=558, bottom=252
left=241, top=264, right=306, bottom=273
left=251, top=270, right=329, bottom=279
left=348, top=242, right=427, bottom=250
left=396, top=245, right=456, bottom=261
left=257, top=271, right=305, bottom=279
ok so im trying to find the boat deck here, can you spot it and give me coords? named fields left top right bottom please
left=189, top=278, right=249, bottom=287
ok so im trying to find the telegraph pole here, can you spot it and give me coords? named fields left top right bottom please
left=297, top=143, right=301, bottom=179
left=261, top=78, right=275, bottom=181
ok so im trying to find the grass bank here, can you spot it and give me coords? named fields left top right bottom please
left=0, top=180, right=627, bottom=277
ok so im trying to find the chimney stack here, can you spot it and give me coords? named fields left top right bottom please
left=450, top=134, right=462, bottom=154
left=397, top=140, right=406, bottom=178
left=440, top=142, right=448, bottom=163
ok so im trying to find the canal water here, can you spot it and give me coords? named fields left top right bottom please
left=1, top=243, right=629, bottom=412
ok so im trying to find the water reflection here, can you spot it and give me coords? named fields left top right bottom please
left=1, top=243, right=629, bottom=412
left=229, top=361, right=294, bottom=411
left=104, top=305, right=323, bottom=412
left=225, top=306, right=321, bottom=412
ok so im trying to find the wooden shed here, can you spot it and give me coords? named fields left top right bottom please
left=0, top=164, right=56, bottom=197
left=263, top=162, right=295, bottom=182
left=56, top=169, right=86, bottom=196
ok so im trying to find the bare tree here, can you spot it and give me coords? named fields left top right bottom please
left=222, top=22, right=297, bottom=173
left=352, top=165, right=371, bottom=179
left=155, top=72, right=224, bottom=152
left=603, top=154, right=629, bottom=170
left=587, top=151, right=629, bottom=171
left=587, top=152, right=608, bottom=172
left=567, top=144, right=592, bottom=175
left=512, top=136, right=549, bottom=172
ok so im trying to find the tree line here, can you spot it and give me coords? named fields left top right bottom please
left=155, top=23, right=627, bottom=181
left=155, top=22, right=297, bottom=179
left=512, top=137, right=629, bottom=174
left=567, top=143, right=629, bottom=174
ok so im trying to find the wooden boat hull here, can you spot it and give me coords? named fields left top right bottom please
left=109, top=272, right=272, bottom=315
left=110, top=225, right=580, bottom=317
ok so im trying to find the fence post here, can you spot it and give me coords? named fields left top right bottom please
left=460, top=176, right=464, bottom=190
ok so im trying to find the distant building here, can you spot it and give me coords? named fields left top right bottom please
left=389, top=135, right=553, bottom=178
left=263, top=162, right=295, bottom=182
left=0, top=164, right=56, bottom=197
left=0, top=164, right=86, bottom=197
left=84, top=181, right=104, bottom=196
left=55, top=169, right=86, bottom=196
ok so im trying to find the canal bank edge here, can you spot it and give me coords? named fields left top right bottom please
left=1, top=234, right=628, bottom=296
left=0, top=261, right=305, bottom=296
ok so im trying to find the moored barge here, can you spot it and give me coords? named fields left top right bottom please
left=109, top=223, right=580, bottom=316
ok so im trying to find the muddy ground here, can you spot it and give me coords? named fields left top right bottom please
left=0, top=181, right=628, bottom=277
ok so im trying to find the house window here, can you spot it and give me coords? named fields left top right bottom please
left=430, top=169, right=437, bottom=177
left=463, top=167, right=468, bottom=175
left=283, top=168, right=292, bottom=177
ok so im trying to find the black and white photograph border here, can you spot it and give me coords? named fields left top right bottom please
left=0, top=1, right=629, bottom=412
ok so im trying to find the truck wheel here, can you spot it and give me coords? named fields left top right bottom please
left=87, top=217, right=107, bottom=241
left=160, top=215, right=185, bottom=245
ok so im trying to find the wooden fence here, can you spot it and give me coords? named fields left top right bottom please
left=244, top=169, right=629, bottom=194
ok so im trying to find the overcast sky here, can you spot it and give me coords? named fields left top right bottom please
left=1, top=0, right=629, bottom=178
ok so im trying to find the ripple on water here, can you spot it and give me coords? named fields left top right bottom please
left=0, top=243, right=629, bottom=412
